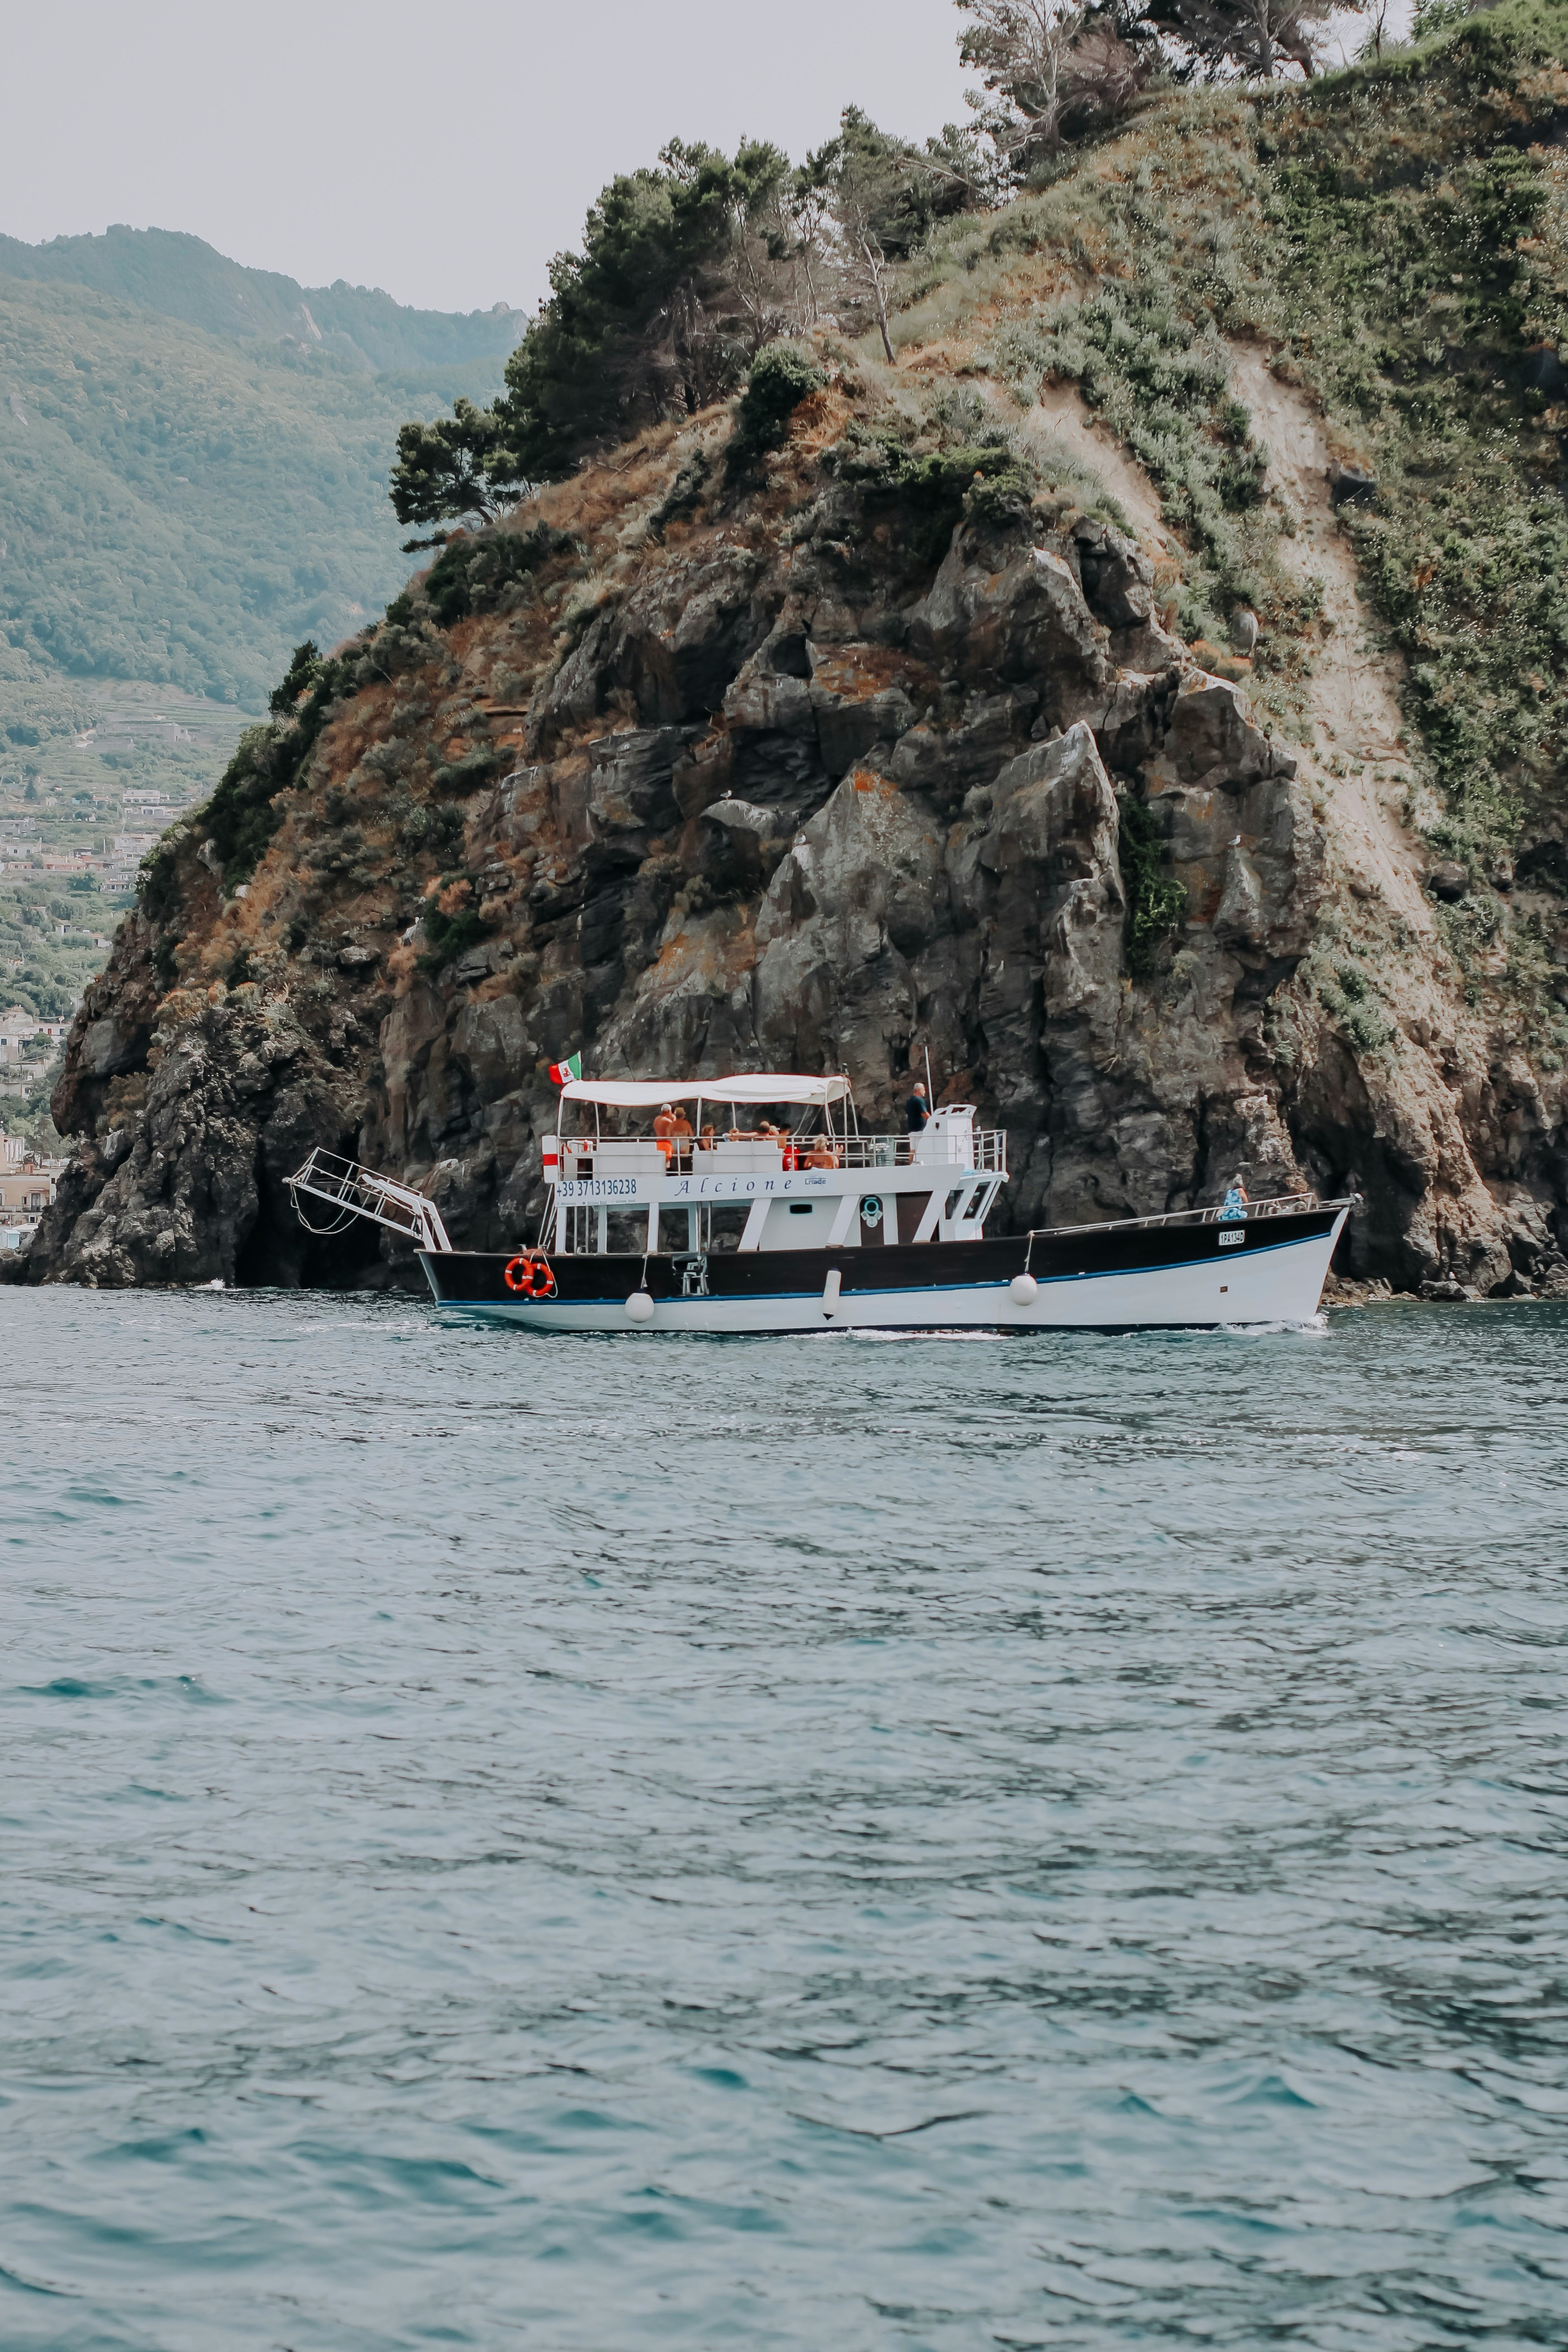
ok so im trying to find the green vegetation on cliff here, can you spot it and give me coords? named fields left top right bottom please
left=191, top=0, right=1568, bottom=924
left=380, top=0, right=1568, bottom=895
left=390, top=112, right=982, bottom=524
left=1259, top=8, right=1568, bottom=863
left=879, top=0, right=1568, bottom=886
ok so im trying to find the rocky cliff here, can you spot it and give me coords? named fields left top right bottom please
left=18, top=31, right=1568, bottom=1303
left=13, top=374, right=1561, bottom=1303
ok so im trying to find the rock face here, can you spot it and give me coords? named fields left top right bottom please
left=16, top=405, right=1568, bottom=1300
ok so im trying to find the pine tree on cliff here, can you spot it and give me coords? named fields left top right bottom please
left=387, top=119, right=982, bottom=524
left=389, top=398, right=532, bottom=547
left=1137, top=0, right=1350, bottom=78
left=390, top=137, right=794, bottom=525
left=501, top=138, right=799, bottom=475
left=954, top=0, right=1352, bottom=164
left=955, top=0, right=1160, bottom=169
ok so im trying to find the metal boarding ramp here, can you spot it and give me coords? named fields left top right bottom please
left=286, top=1148, right=452, bottom=1254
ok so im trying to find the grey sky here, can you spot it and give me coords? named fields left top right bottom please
left=1, top=0, right=974, bottom=316
left=3, top=1, right=1397, bottom=318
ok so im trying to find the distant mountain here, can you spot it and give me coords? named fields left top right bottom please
left=0, top=225, right=526, bottom=374
left=0, top=247, right=523, bottom=710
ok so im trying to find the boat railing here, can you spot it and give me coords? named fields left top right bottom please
left=556, top=1129, right=1007, bottom=1178
left=286, top=1147, right=452, bottom=1254
left=561, top=1139, right=668, bottom=1174
left=1028, top=1191, right=1326, bottom=1241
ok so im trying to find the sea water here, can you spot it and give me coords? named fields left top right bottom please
left=3, top=1290, right=1566, bottom=2351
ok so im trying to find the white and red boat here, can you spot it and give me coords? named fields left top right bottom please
left=287, top=1070, right=1353, bottom=1333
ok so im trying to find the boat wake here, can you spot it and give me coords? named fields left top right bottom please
left=847, top=1326, right=1008, bottom=1343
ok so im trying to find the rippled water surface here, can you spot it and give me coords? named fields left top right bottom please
left=4, top=1291, right=1568, bottom=2350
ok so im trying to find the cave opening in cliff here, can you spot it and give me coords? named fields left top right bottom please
left=235, top=1147, right=390, bottom=1292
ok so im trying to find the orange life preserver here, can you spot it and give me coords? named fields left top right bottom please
left=503, top=1252, right=557, bottom=1299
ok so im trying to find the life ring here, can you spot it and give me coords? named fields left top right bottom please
left=503, top=1251, right=557, bottom=1299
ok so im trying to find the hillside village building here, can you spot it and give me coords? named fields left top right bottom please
left=0, top=1009, right=78, bottom=1102
left=0, top=1132, right=61, bottom=1249
left=0, top=1163, right=52, bottom=1214
left=1, top=1007, right=71, bottom=1048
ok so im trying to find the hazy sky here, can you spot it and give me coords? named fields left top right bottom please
left=1, top=0, right=976, bottom=315
left=3, top=1, right=1395, bottom=319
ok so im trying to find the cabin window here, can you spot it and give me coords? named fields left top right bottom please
left=706, top=1205, right=751, bottom=1254
left=789, top=1200, right=814, bottom=1216
left=943, top=1188, right=966, bottom=1221
left=960, top=1188, right=984, bottom=1220
left=605, top=1211, right=647, bottom=1255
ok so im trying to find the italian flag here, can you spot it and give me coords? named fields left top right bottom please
left=548, top=1052, right=583, bottom=1086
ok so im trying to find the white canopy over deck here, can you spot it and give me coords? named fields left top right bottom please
left=557, top=1073, right=853, bottom=1110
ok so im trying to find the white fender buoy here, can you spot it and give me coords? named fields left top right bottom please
left=821, top=1267, right=842, bottom=1319
left=625, top=1289, right=655, bottom=1324
left=1009, top=1273, right=1038, bottom=1306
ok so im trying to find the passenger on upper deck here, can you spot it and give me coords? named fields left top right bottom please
left=654, top=1103, right=676, bottom=1162
left=906, top=1082, right=930, bottom=1133
left=761, top=1119, right=801, bottom=1167
left=803, top=1138, right=839, bottom=1169
left=667, top=1107, right=694, bottom=1169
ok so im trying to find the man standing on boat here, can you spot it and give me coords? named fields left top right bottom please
left=906, top=1082, right=930, bottom=1134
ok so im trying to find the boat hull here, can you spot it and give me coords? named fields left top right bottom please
left=418, top=1207, right=1348, bottom=1334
